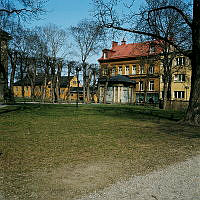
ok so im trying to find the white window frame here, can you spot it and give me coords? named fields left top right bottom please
left=149, top=64, right=154, bottom=74
left=139, top=81, right=144, bottom=91
left=176, top=57, right=185, bottom=66
left=174, top=91, right=185, bottom=99
left=103, top=68, right=108, bottom=75
left=140, top=65, right=144, bottom=74
left=112, top=67, right=115, bottom=76
left=149, top=80, right=154, bottom=91
left=118, top=66, right=122, bottom=75
left=132, top=65, right=136, bottom=75
left=149, top=44, right=155, bottom=53
left=125, top=66, right=129, bottom=75
left=174, top=74, right=186, bottom=82
left=103, top=52, right=107, bottom=59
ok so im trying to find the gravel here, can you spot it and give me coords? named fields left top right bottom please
left=77, top=155, right=200, bottom=200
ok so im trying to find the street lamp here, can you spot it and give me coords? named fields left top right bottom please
left=76, top=66, right=81, bottom=107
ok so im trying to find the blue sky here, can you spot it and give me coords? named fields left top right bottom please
left=30, top=0, right=143, bottom=64
left=33, top=0, right=93, bottom=28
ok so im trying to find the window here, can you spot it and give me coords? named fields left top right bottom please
left=149, top=64, right=154, bottom=74
left=174, top=91, right=185, bottom=99
left=112, top=67, right=116, bottom=76
left=103, top=68, right=108, bottom=75
left=140, top=65, right=144, bottom=74
left=132, top=65, right=136, bottom=75
left=139, top=81, right=144, bottom=91
left=103, top=52, right=107, bottom=59
left=149, top=44, right=155, bottom=53
left=176, top=57, right=185, bottom=66
left=174, top=74, right=186, bottom=82
left=125, top=66, right=129, bottom=75
left=149, top=80, right=154, bottom=91
left=73, top=81, right=77, bottom=85
left=118, top=66, right=122, bottom=75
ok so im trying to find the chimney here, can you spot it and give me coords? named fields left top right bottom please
left=112, top=41, right=118, bottom=48
left=121, top=38, right=126, bottom=45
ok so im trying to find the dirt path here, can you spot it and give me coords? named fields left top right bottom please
left=77, top=154, right=200, bottom=200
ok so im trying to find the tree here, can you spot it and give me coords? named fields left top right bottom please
left=0, top=0, right=47, bottom=28
left=93, top=0, right=200, bottom=125
left=36, top=24, right=68, bottom=103
left=70, top=19, right=104, bottom=103
left=65, top=61, right=77, bottom=101
left=0, top=0, right=48, bottom=103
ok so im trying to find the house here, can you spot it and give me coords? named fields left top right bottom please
left=98, top=40, right=162, bottom=104
left=98, top=40, right=192, bottom=105
left=13, top=75, right=82, bottom=101
left=0, top=29, right=12, bottom=101
left=160, top=55, right=191, bottom=101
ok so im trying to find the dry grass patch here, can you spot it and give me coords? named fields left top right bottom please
left=0, top=104, right=199, bottom=199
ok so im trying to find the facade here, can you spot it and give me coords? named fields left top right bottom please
left=98, top=40, right=162, bottom=104
left=13, top=75, right=82, bottom=101
left=0, top=29, right=12, bottom=101
left=99, top=75, right=136, bottom=103
left=160, top=55, right=191, bottom=101
left=98, top=40, right=191, bottom=104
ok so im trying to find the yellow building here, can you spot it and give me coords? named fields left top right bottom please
left=98, top=40, right=162, bottom=104
left=99, top=40, right=192, bottom=105
left=160, top=55, right=191, bottom=101
left=13, top=75, right=82, bottom=101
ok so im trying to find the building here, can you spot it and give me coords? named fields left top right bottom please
left=98, top=40, right=191, bottom=104
left=98, top=40, right=162, bottom=104
left=160, top=55, right=191, bottom=101
left=0, top=29, right=12, bottom=101
left=13, top=75, right=82, bottom=101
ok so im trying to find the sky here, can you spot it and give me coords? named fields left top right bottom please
left=29, top=0, right=101, bottom=63
left=29, top=0, right=143, bottom=64
left=33, top=0, right=93, bottom=28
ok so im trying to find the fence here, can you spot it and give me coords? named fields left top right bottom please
left=165, top=100, right=189, bottom=111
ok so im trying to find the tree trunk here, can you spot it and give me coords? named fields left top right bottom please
left=163, top=78, right=168, bottom=110
left=185, top=0, right=200, bottom=125
left=9, top=51, right=17, bottom=103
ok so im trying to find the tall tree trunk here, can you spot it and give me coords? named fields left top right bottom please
left=8, top=51, right=18, bottom=103
left=185, top=0, right=200, bottom=125
left=83, top=64, right=86, bottom=103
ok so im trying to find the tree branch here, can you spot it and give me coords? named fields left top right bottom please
left=104, top=24, right=188, bottom=56
left=0, top=8, right=32, bottom=14
left=148, top=6, right=192, bottom=29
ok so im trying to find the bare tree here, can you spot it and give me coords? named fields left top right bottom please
left=36, top=24, right=68, bottom=103
left=0, top=0, right=47, bottom=28
left=93, top=0, right=200, bottom=125
left=70, top=19, right=104, bottom=103
left=64, top=61, right=77, bottom=101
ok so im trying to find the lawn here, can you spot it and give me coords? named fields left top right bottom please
left=0, top=104, right=200, bottom=200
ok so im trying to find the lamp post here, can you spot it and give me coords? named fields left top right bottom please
left=76, top=66, right=81, bottom=107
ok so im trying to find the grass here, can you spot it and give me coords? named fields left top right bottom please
left=0, top=104, right=200, bottom=200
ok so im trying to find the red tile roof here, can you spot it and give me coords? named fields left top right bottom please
left=98, top=40, right=163, bottom=62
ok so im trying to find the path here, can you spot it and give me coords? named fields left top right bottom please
left=78, top=155, right=200, bottom=200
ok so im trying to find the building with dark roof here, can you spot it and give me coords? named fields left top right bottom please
left=13, top=75, right=83, bottom=101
